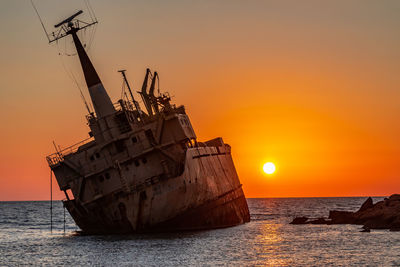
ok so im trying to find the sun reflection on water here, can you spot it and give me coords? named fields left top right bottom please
left=253, top=222, right=290, bottom=266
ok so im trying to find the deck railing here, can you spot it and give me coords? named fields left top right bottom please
left=46, top=137, right=93, bottom=166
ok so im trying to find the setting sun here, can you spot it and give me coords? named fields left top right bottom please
left=263, top=162, right=276, bottom=175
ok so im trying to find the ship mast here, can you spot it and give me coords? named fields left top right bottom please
left=118, top=69, right=143, bottom=120
left=50, top=11, right=115, bottom=118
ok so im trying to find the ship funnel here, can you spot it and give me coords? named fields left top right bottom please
left=71, top=31, right=115, bottom=118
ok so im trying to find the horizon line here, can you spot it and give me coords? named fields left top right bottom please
left=0, top=195, right=391, bottom=202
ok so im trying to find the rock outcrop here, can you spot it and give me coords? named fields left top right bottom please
left=290, top=194, right=400, bottom=231
left=357, top=197, right=373, bottom=212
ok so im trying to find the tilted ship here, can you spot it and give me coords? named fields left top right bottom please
left=45, top=10, right=250, bottom=234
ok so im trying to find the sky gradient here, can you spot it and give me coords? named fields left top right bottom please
left=0, top=0, right=399, bottom=200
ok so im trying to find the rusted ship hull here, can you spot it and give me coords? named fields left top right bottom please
left=62, top=148, right=250, bottom=234
left=65, top=187, right=249, bottom=234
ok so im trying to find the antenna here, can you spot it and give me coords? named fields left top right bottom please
left=49, top=10, right=98, bottom=44
left=31, top=1, right=98, bottom=44
left=54, top=10, right=83, bottom=28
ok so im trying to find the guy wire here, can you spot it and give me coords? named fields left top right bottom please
left=30, top=0, right=50, bottom=42
left=58, top=45, right=92, bottom=114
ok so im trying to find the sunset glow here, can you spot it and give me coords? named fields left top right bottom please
left=1, top=1, right=400, bottom=200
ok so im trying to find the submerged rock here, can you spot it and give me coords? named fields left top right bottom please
left=291, top=194, right=400, bottom=231
left=360, top=227, right=370, bottom=233
left=309, top=218, right=329, bottom=224
left=290, top=217, right=309, bottom=224
left=289, top=217, right=330, bottom=225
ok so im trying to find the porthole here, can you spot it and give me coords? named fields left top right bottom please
left=132, top=136, right=137, bottom=143
left=134, top=160, right=140, bottom=167
left=105, top=173, right=111, bottom=180
left=142, top=157, right=147, bottom=164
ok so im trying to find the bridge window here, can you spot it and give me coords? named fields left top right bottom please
left=145, top=129, right=156, bottom=145
left=115, top=140, right=125, bottom=153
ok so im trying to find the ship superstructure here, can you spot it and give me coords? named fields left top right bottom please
left=46, top=10, right=250, bottom=234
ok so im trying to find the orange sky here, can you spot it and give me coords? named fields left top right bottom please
left=0, top=0, right=399, bottom=200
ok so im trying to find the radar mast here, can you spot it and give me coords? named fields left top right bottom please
left=50, top=10, right=115, bottom=118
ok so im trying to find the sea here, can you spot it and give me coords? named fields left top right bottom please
left=1, top=197, right=399, bottom=266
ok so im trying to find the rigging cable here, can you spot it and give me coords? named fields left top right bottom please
left=85, top=0, right=98, bottom=22
left=50, top=169, right=53, bottom=233
left=120, top=79, right=126, bottom=100
left=30, top=0, right=50, bottom=42
left=63, top=204, right=66, bottom=235
left=124, top=92, right=130, bottom=106
left=83, top=0, right=97, bottom=52
left=84, top=0, right=94, bottom=21
left=57, top=45, right=92, bottom=114
left=85, top=23, right=97, bottom=52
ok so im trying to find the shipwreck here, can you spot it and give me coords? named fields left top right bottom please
left=44, top=10, right=250, bottom=234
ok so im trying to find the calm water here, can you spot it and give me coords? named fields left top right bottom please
left=1, top=197, right=399, bottom=266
